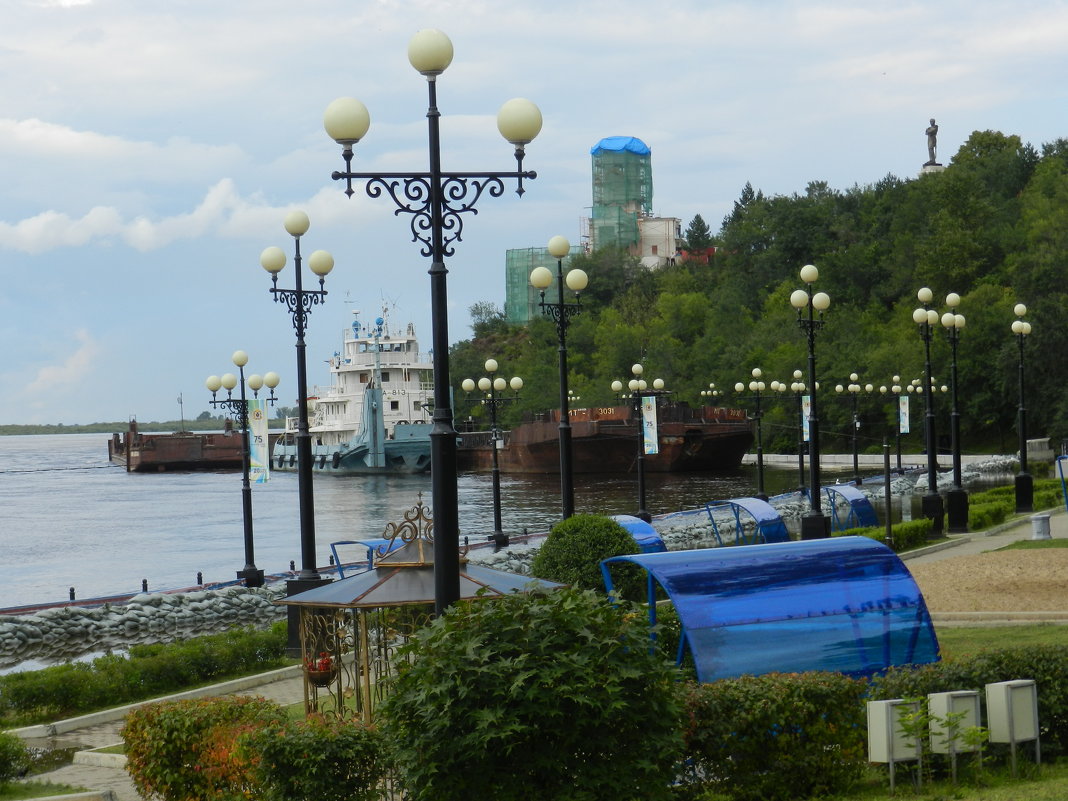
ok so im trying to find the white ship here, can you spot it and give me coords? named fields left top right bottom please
left=272, top=309, right=433, bottom=475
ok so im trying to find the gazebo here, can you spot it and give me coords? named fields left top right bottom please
left=280, top=498, right=563, bottom=721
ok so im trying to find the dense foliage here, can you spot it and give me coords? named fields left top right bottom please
left=0, top=623, right=288, bottom=726
left=0, top=733, right=29, bottom=787
left=529, top=513, right=643, bottom=597
left=239, top=715, right=393, bottom=801
left=870, top=645, right=1068, bottom=760
left=124, top=696, right=286, bottom=801
left=379, top=586, right=684, bottom=801
left=452, top=131, right=1068, bottom=453
left=681, top=673, right=869, bottom=801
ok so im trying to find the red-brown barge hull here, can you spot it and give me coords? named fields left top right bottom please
left=456, top=404, right=753, bottom=474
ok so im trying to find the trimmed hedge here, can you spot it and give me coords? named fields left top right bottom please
left=681, top=673, right=868, bottom=801
left=529, top=513, right=644, bottom=598
left=124, top=696, right=286, bottom=801
left=870, top=645, right=1068, bottom=759
left=0, top=623, right=288, bottom=726
left=836, top=517, right=932, bottom=552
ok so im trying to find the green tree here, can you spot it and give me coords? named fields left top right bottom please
left=682, top=213, right=713, bottom=252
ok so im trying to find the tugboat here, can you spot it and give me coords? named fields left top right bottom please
left=272, top=309, right=433, bottom=475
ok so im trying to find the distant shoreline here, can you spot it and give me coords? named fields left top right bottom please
left=0, top=421, right=287, bottom=436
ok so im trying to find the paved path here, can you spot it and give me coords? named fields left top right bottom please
left=15, top=502, right=1066, bottom=800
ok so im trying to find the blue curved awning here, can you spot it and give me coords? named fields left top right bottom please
left=610, top=514, right=666, bottom=553
left=601, top=536, right=939, bottom=682
left=704, top=497, right=789, bottom=545
left=823, top=484, right=879, bottom=530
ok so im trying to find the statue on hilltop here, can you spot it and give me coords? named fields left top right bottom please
left=925, top=118, right=940, bottom=166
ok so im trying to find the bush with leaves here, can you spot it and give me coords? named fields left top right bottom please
left=529, top=513, right=644, bottom=598
left=836, top=518, right=932, bottom=552
left=239, top=715, right=393, bottom=801
left=870, top=644, right=1068, bottom=760
left=380, top=586, right=684, bottom=801
left=123, top=696, right=286, bottom=801
left=0, top=731, right=30, bottom=787
left=681, top=672, right=868, bottom=801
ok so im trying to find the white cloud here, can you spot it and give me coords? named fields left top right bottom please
left=24, top=329, right=100, bottom=398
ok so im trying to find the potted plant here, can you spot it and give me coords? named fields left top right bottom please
left=304, top=651, right=336, bottom=687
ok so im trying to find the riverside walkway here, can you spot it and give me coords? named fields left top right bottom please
left=15, top=506, right=1067, bottom=801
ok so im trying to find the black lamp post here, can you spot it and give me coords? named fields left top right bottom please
left=789, top=370, right=807, bottom=495
left=941, top=293, right=969, bottom=532
left=260, top=211, right=334, bottom=589
left=1012, top=303, right=1033, bottom=513
left=612, top=364, right=667, bottom=523
left=461, top=359, right=523, bottom=549
left=530, top=235, right=587, bottom=520
left=790, top=264, right=830, bottom=539
left=835, top=373, right=869, bottom=486
left=734, top=368, right=768, bottom=501
left=205, top=351, right=279, bottom=588
left=881, top=376, right=906, bottom=474
left=322, top=29, right=541, bottom=615
left=913, top=287, right=945, bottom=535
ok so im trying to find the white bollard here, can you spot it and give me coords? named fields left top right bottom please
left=1030, top=513, right=1052, bottom=540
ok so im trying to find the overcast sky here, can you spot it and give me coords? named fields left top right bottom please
left=2, top=0, right=1066, bottom=425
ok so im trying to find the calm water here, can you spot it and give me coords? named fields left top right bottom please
left=0, top=433, right=822, bottom=610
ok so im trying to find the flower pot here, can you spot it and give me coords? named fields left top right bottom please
left=306, top=666, right=337, bottom=688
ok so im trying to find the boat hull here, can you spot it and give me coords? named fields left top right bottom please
left=456, top=405, right=753, bottom=474
left=108, top=428, right=250, bottom=472
left=271, top=431, right=432, bottom=476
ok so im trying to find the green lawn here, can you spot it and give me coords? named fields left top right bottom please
left=998, top=538, right=1068, bottom=550
left=937, top=623, right=1068, bottom=656
left=0, top=781, right=87, bottom=799
left=838, top=759, right=1068, bottom=801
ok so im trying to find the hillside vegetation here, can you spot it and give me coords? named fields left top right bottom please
left=451, top=130, right=1068, bottom=455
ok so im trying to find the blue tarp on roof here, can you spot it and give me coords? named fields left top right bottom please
left=590, top=136, right=651, bottom=156
left=601, top=536, right=939, bottom=682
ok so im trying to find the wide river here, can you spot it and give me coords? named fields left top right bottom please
left=0, top=432, right=828, bottom=610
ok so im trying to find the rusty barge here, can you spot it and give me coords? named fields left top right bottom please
left=108, top=420, right=247, bottom=472
left=456, top=403, right=753, bottom=474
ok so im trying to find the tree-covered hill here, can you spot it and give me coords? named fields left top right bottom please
left=450, top=130, right=1068, bottom=455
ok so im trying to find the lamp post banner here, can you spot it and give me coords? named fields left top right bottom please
left=249, top=400, right=270, bottom=484
left=641, top=397, right=659, bottom=455
left=899, top=396, right=910, bottom=435
left=802, top=395, right=812, bottom=442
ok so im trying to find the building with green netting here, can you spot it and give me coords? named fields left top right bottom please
left=504, top=244, right=583, bottom=325
left=503, top=135, right=681, bottom=324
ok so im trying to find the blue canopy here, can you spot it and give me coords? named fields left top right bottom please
left=823, top=484, right=879, bottom=530
left=610, top=514, right=666, bottom=553
left=590, top=136, right=651, bottom=156
left=704, top=497, right=789, bottom=545
left=601, top=536, right=939, bottom=682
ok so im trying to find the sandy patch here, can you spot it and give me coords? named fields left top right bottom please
left=908, top=549, right=1068, bottom=613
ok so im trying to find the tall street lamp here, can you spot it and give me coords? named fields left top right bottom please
left=941, top=293, right=968, bottom=532
left=461, top=359, right=523, bottom=549
left=1012, top=303, right=1033, bottom=513
left=790, top=264, right=831, bottom=539
left=205, top=351, right=279, bottom=588
left=322, top=29, right=541, bottom=615
left=611, top=364, right=667, bottom=522
left=530, top=235, right=588, bottom=520
left=260, top=211, right=334, bottom=592
left=789, top=369, right=807, bottom=494
left=880, top=376, right=906, bottom=473
left=834, top=373, right=869, bottom=486
left=734, top=368, right=768, bottom=500
left=913, top=287, right=944, bottom=534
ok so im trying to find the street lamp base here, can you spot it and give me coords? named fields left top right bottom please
left=800, top=513, right=829, bottom=540
left=921, top=492, right=945, bottom=537
left=636, top=510, right=652, bottom=523
left=1015, top=472, right=1034, bottom=514
left=284, top=576, right=333, bottom=657
left=945, top=487, right=969, bottom=534
left=488, top=531, right=510, bottom=552
left=237, top=567, right=265, bottom=588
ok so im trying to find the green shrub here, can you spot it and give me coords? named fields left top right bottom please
left=837, top=517, right=932, bottom=552
left=0, top=732, right=30, bottom=786
left=240, top=715, right=393, bottom=801
left=529, top=513, right=644, bottom=598
left=681, top=672, right=868, bottom=801
left=380, top=586, right=684, bottom=801
left=0, top=622, right=288, bottom=726
left=870, top=645, right=1068, bottom=760
left=969, top=499, right=1010, bottom=530
left=123, top=695, right=286, bottom=801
